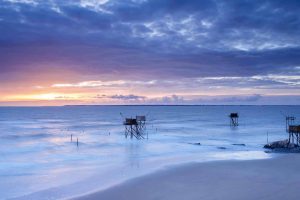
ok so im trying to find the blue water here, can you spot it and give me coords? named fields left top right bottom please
left=0, top=106, right=299, bottom=200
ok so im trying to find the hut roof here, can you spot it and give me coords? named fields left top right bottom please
left=229, top=113, right=239, bottom=118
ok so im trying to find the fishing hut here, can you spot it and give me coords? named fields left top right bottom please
left=264, top=115, right=299, bottom=150
left=229, top=113, right=239, bottom=126
left=288, top=125, right=300, bottom=145
left=123, top=116, right=147, bottom=139
left=286, top=116, right=295, bottom=132
left=286, top=116, right=300, bottom=145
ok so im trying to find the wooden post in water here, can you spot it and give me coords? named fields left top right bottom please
left=77, top=137, right=79, bottom=147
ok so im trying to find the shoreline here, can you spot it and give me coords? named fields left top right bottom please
left=72, top=154, right=300, bottom=200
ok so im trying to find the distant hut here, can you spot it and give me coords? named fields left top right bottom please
left=123, top=116, right=147, bottom=139
left=229, top=113, right=239, bottom=126
left=288, top=122, right=300, bottom=145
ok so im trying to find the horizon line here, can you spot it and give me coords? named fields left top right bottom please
left=0, top=104, right=300, bottom=107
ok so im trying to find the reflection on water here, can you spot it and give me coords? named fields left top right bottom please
left=0, top=105, right=299, bottom=199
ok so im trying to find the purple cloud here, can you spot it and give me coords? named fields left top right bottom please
left=0, top=0, right=299, bottom=104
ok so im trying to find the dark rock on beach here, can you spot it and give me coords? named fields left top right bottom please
left=264, top=139, right=298, bottom=149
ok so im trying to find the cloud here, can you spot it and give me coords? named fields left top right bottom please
left=206, top=94, right=263, bottom=103
left=0, top=0, right=300, bottom=104
left=109, top=94, right=146, bottom=101
left=95, top=94, right=146, bottom=101
left=52, top=80, right=156, bottom=88
left=148, top=95, right=185, bottom=104
left=88, top=93, right=298, bottom=105
left=197, top=74, right=300, bottom=89
left=145, top=94, right=263, bottom=105
left=52, top=80, right=127, bottom=88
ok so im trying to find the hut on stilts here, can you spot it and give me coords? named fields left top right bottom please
left=123, top=116, right=147, bottom=139
left=229, top=113, right=239, bottom=126
left=286, top=116, right=300, bottom=145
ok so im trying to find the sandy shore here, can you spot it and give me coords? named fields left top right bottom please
left=72, top=154, right=300, bottom=200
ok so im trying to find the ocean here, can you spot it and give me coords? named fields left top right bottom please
left=0, top=105, right=299, bottom=200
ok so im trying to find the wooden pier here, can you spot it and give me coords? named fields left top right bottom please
left=123, top=116, right=147, bottom=139
left=229, top=113, right=239, bottom=126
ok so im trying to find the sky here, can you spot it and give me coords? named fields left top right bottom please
left=0, top=0, right=300, bottom=105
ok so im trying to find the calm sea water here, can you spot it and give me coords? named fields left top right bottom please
left=0, top=105, right=299, bottom=200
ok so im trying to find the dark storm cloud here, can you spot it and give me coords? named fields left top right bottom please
left=0, top=0, right=300, bottom=82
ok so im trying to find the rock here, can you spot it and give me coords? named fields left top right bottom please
left=217, top=147, right=227, bottom=150
left=189, top=142, right=201, bottom=145
left=232, top=143, right=246, bottom=146
left=264, top=139, right=298, bottom=149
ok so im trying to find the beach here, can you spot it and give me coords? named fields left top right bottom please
left=73, top=154, right=300, bottom=200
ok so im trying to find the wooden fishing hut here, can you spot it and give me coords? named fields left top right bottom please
left=123, top=116, right=146, bottom=139
left=229, top=113, right=239, bottom=126
left=286, top=116, right=300, bottom=145
left=288, top=125, right=300, bottom=145
left=286, top=116, right=295, bottom=132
